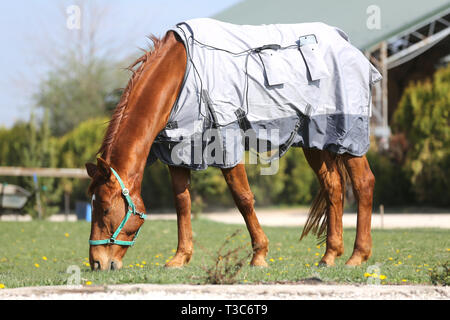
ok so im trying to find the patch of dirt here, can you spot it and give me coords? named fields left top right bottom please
left=1, top=283, right=448, bottom=300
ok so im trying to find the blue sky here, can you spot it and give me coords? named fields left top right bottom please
left=0, top=0, right=241, bottom=128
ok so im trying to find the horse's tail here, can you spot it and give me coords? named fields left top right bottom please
left=300, top=155, right=350, bottom=244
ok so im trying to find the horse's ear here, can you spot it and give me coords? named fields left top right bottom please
left=96, top=157, right=111, bottom=180
left=85, top=162, right=97, bottom=178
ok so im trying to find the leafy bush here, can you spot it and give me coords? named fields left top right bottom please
left=391, top=64, right=450, bottom=206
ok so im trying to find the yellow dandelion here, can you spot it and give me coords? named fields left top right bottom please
left=243, top=280, right=248, bottom=283
left=129, top=264, right=133, bottom=268
left=388, top=257, right=393, bottom=261
left=278, top=257, right=283, bottom=261
left=364, top=273, right=371, bottom=278
left=64, top=233, right=69, bottom=238
left=266, top=273, right=270, bottom=276
left=401, top=279, right=407, bottom=283
left=84, top=262, right=90, bottom=267
left=85, top=281, right=92, bottom=286
left=155, top=262, right=160, bottom=266
left=34, top=263, right=40, bottom=268
left=379, top=275, right=387, bottom=280
left=305, top=263, right=310, bottom=267
left=0, top=284, right=5, bottom=289
left=314, top=262, right=318, bottom=266
left=42, top=256, right=47, bottom=261
left=269, top=258, right=274, bottom=262
left=396, top=249, right=400, bottom=253
left=315, top=252, right=320, bottom=256
left=141, top=261, right=147, bottom=265
left=446, top=248, right=450, bottom=252
left=307, top=248, right=311, bottom=252
left=407, top=255, right=412, bottom=259
left=398, top=261, right=402, bottom=265
left=316, top=245, right=321, bottom=249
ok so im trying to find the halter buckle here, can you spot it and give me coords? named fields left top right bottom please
left=109, top=238, right=116, bottom=244
left=137, top=212, right=146, bottom=219
left=122, top=188, right=130, bottom=196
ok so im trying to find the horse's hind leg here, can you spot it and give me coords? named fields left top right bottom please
left=222, top=164, right=269, bottom=267
left=165, top=166, right=193, bottom=268
left=342, top=155, right=375, bottom=266
left=303, top=149, right=344, bottom=266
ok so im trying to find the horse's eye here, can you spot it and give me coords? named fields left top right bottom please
left=103, top=208, right=110, bottom=215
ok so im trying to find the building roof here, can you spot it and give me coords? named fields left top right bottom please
left=213, top=0, right=450, bottom=50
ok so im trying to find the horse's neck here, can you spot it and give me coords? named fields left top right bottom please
left=107, top=33, right=186, bottom=189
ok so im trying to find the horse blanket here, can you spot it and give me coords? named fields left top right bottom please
left=148, top=18, right=382, bottom=170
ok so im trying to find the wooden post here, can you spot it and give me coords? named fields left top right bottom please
left=379, top=204, right=384, bottom=229
left=33, top=174, right=43, bottom=220
left=64, top=191, right=70, bottom=221
left=380, top=41, right=389, bottom=150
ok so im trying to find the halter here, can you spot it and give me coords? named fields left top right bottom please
left=89, top=167, right=147, bottom=247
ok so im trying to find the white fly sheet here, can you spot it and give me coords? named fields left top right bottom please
left=148, top=18, right=382, bottom=170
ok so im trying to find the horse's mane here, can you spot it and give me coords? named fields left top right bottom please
left=98, top=35, right=165, bottom=158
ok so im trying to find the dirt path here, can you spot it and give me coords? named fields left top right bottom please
left=3, top=209, right=450, bottom=229
left=1, top=283, right=448, bottom=300
left=202, top=209, right=450, bottom=228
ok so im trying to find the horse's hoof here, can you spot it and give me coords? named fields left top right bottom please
left=318, top=261, right=333, bottom=268
left=319, top=254, right=336, bottom=267
left=250, top=257, right=268, bottom=267
left=165, top=263, right=183, bottom=268
left=345, top=255, right=367, bottom=267
left=165, top=255, right=191, bottom=268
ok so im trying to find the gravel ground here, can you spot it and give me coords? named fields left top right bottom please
left=1, top=283, right=448, bottom=300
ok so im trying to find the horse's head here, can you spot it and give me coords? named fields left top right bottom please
left=85, top=158, right=146, bottom=271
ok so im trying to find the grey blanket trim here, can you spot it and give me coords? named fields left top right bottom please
left=148, top=113, right=369, bottom=170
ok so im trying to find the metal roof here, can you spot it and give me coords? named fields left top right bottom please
left=213, top=0, right=450, bottom=50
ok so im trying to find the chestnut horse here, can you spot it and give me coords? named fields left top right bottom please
left=85, top=31, right=375, bottom=271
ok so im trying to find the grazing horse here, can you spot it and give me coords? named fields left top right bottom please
left=85, top=31, right=375, bottom=271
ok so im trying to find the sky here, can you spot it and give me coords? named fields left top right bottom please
left=0, top=0, right=242, bottom=128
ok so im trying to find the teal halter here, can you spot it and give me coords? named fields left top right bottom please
left=89, top=167, right=147, bottom=247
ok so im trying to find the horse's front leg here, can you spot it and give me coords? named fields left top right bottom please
left=165, top=166, right=193, bottom=268
left=221, top=164, right=269, bottom=267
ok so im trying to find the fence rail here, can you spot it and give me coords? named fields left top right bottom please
left=0, top=167, right=89, bottom=179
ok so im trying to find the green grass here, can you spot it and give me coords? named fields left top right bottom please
left=0, top=219, right=448, bottom=288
